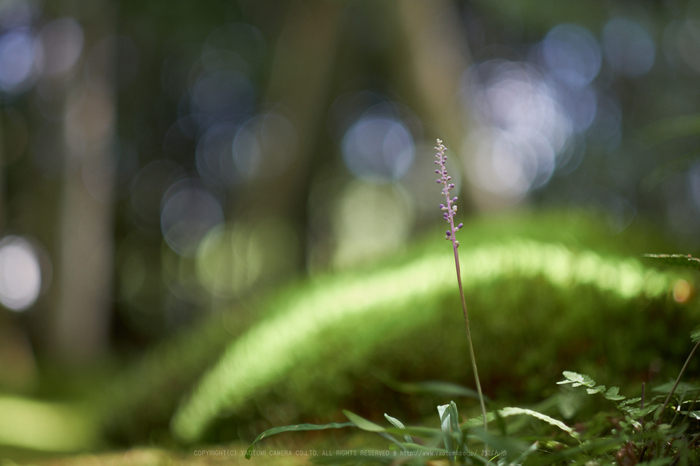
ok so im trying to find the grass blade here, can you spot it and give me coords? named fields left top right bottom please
left=343, top=410, right=384, bottom=432
left=381, top=378, right=484, bottom=400
left=384, top=413, right=413, bottom=443
left=342, top=410, right=404, bottom=451
left=438, top=404, right=455, bottom=462
left=245, top=422, right=354, bottom=459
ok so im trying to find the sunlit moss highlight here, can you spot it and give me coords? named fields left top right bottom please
left=0, top=396, right=97, bottom=452
left=195, top=219, right=300, bottom=298
left=172, top=239, right=681, bottom=441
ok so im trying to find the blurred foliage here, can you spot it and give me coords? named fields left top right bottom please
left=3, top=0, right=700, bottom=358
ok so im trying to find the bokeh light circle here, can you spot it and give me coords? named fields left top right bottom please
left=196, top=122, right=239, bottom=188
left=190, top=70, right=255, bottom=124
left=670, top=20, right=700, bottom=75
left=160, top=179, right=224, bottom=257
left=39, top=17, right=83, bottom=78
left=602, top=18, right=655, bottom=78
left=232, top=112, right=298, bottom=180
left=341, top=116, right=415, bottom=183
left=131, top=159, right=186, bottom=228
left=0, top=27, right=40, bottom=92
left=0, top=0, right=38, bottom=29
left=333, top=181, right=414, bottom=268
left=466, top=60, right=574, bottom=198
left=0, top=236, right=42, bottom=311
left=203, top=22, right=266, bottom=75
left=541, top=24, right=601, bottom=89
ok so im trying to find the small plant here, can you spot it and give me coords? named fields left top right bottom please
left=555, top=328, right=700, bottom=465
left=434, top=138, right=488, bottom=432
left=244, top=400, right=553, bottom=464
left=239, top=143, right=700, bottom=465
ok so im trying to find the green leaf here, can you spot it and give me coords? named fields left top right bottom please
left=464, top=407, right=577, bottom=438
left=498, top=407, right=577, bottom=438
left=558, top=371, right=596, bottom=388
left=625, top=404, right=660, bottom=418
left=437, top=404, right=455, bottom=460
left=493, top=404, right=508, bottom=436
left=620, top=397, right=642, bottom=407
left=653, top=405, right=665, bottom=421
left=604, top=386, right=626, bottom=401
left=467, top=427, right=532, bottom=462
left=384, top=413, right=412, bottom=443
left=343, top=410, right=405, bottom=450
left=511, top=442, right=540, bottom=465
left=437, top=402, right=466, bottom=461
left=692, top=327, right=700, bottom=343
left=402, top=443, right=447, bottom=453
left=557, top=387, right=585, bottom=419
left=447, top=402, right=462, bottom=447
left=550, top=437, right=622, bottom=460
left=586, top=385, right=606, bottom=395
left=384, top=426, right=442, bottom=438
left=382, top=379, right=484, bottom=400
left=342, top=410, right=384, bottom=432
left=245, top=422, right=354, bottom=459
left=652, top=381, right=700, bottom=394
left=644, top=253, right=700, bottom=271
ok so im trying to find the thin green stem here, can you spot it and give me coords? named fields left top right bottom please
left=657, top=339, right=700, bottom=426
left=452, top=242, right=488, bottom=433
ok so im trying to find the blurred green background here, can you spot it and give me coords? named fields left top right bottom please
left=1, top=0, right=700, bottom=458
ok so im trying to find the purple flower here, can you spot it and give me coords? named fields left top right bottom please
left=434, top=139, right=461, bottom=247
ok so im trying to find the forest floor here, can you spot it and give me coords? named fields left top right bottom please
left=2, top=433, right=391, bottom=465
left=3, top=444, right=310, bottom=466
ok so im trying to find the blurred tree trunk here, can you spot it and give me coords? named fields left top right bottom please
left=258, top=0, right=343, bottom=270
left=47, top=0, right=117, bottom=364
left=393, top=0, right=476, bottom=213
left=0, top=114, right=4, bottom=231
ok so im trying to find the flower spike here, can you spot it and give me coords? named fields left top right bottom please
left=434, top=139, right=461, bottom=247
left=433, top=138, right=488, bottom=436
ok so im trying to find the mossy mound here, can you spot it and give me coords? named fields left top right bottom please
left=95, top=211, right=699, bottom=445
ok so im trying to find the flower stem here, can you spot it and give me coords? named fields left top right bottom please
left=452, top=242, right=488, bottom=432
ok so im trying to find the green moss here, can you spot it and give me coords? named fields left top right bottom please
left=164, top=211, right=697, bottom=443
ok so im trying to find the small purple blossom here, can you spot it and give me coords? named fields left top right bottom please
left=434, top=139, right=462, bottom=248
